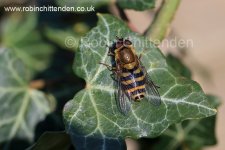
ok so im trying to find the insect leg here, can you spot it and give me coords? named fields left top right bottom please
left=110, top=72, right=118, bottom=81
left=99, top=62, right=115, bottom=71
left=107, top=51, right=115, bottom=56
left=139, top=49, right=147, bottom=60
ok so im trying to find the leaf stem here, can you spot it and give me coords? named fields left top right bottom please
left=114, top=2, right=139, bottom=32
left=145, top=0, right=181, bottom=44
left=29, top=79, right=46, bottom=89
left=116, top=2, right=129, bottom=22
left=29, top=76, right=80, bottom=90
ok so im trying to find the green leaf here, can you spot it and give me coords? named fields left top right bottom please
left=154, top=95, right=220, bottom=150
left=166, top=54, right=192, bottom=79
left=0, top=48, right=53, bottom=143
left=70, top=135, right=126, bottom=150
left=57, top=0, right=109, bottom=12
left=117, top=0, right=155, bottom=11
left=158, top=54, right=220, bottom=150
left=63, top=14, right=216, bottom=148
left=27, top=131, right=72, bottom=150
left=1, top=13, right=54, bottom=73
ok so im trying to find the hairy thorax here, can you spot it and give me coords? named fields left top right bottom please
left=119, top=48, right=135, bottom=64
left=117, top=48, right=138, bottom=70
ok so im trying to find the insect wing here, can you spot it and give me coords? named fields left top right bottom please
left=117, top=77, right=131, bottom=115
left=141, top=65, right=161, bottom=106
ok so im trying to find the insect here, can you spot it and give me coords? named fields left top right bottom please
left=100, top=37, right=161, bottom=114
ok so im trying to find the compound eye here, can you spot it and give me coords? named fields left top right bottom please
left=116, top=41, right=123, bottom=49
left=124, top=39, right=132, bottom=45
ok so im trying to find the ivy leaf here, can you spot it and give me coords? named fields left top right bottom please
left=27, top=131, right=72, bottom=150
left=57, top=0, right=109, bottom=12
left=155, top=55, right=220, bottom=150
left=117, top=0, right=155, bottom=11
left=63, top=14, right=216, bottom=149
left=70, top=135, right=126, bottom=150
left=166, top=54, right=192, bottom=79
left=0, top=48, right=54, bottom=143
left=0, top=13, right=54, bottom=73
left=154, top=95, right=220, bottom=150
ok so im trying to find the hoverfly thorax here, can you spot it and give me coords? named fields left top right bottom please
left=118, top=48, right=135, bottom=64
left=115, top=39, right=138, bottom=70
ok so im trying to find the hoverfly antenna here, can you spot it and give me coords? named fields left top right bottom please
left=116, top=36, right=123, bottom=41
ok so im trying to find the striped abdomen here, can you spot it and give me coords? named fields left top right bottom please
left=121, top=66, right=146, bottom=101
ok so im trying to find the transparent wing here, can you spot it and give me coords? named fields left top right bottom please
left=140, top=64, right=161, bottom=106
left=116, top=76, right=131, bottom=115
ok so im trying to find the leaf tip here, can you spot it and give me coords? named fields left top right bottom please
left=96, top=12, right=101, bottom=17
left=96, top=13, right=110, bottom=21
left=207, top=108, right=217, bottom=117
left=212, top=108, right=217, bottom=113
left=96, top=13, right=104, bottom=19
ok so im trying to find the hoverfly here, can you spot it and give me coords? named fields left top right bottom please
left=101, top=37, right=161, bottom=114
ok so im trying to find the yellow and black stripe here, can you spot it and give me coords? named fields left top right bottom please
left=121, top=66, right=146, bottom=101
